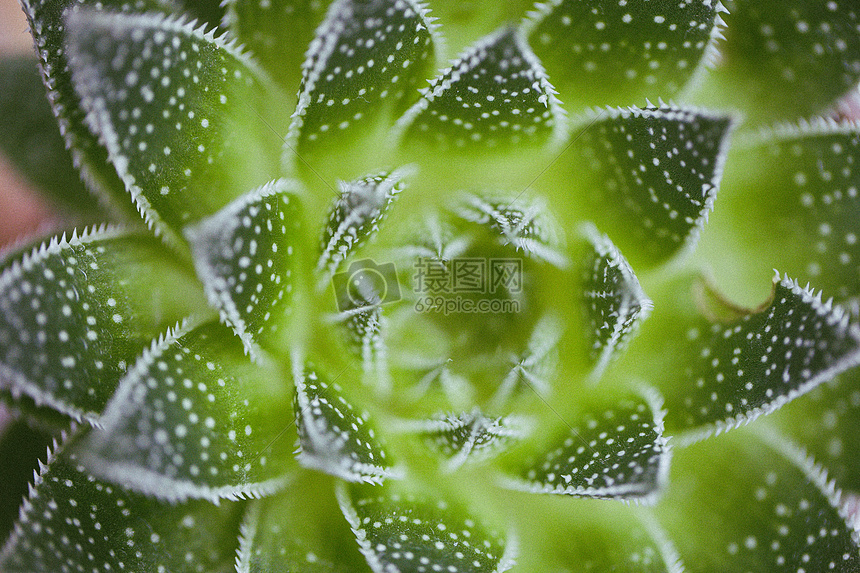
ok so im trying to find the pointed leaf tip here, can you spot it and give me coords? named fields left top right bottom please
left=294, top=365, right=396, bottom=483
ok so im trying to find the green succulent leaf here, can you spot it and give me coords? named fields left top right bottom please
left=657, top=428, right=860, bottom=572
left=0, top=443, right=243, bottom=573
left=0, top=56, right=98, bottom=213
left=491, top=314, right=561, bottom=407
left=503, top=390, right=670, bottom=503
left=287, top=0, right=436, bottom=153
left=293, top=364, right=397, bottom=483
left=223, top=0, right=329, bottom=97
left=65, top=8, right=281, bottom=241
left=339, top=304, right=390, bottom=393
left=0, top=227, right=205, bottom=424
left=337, top=483, right=517, bottom=573
left=581, top=223, right=653, bottom=380
left=396, top=26, right=565, bottom=150
left=236, top=491, right=349, bottom=573
left=400, top=410, right=531, bottom=472
left=72, top=320, right=295, bottom=502
left=701, top=0, right=860, bottom=123
left=572, top=104, right=733, bottom=266
left=456, top=194, right=566, bottom=267
left=187, top=179, right=305, bottom=358
left=20, top=0, right=172, bottom=219
left=660, top=274, right=860, bottom=442
left=524, top=0, right=726, bottom=108
left=319, top=168, right=408, bottom=275
left=772, top=369, right=860, bottom=493
left=703, top=120, right=860, bottom=302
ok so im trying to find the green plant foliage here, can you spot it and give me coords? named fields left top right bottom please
left=4, top=0, right=860, bottom=571
left=658, top=428, right=860, bottom=572
left=65, top=8, right=281, bottom=240
left=525, top=0, right=726, bottom=108
left=73, top=320, right=295, bottom=501
left=504, top=391, right=669, bottom=502
left=0, top=443, right=244, bottom=573
left=0, top=228, right=205, bottom=423
left=187, top=179, right=305, bottom=357
left=337, top=483, right=516, bottom=573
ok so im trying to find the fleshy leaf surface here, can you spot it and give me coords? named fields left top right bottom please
left=403, top=410, right=530, bottom=471
left=525, top=0, right=725, bottom=108
left=65, top=8, right=280, bottom=239
left=456, top=194, right=566, bottom=267
left=288, top=0, right=436, bottom=152
left=236, top=483, right=354, bottom=573
left=573, top=105, right=733, bottom=265
left=319, top=168, right=408, bottom=276
left=338, top=484, right=517, bottom=573
left=703, top=0, right=860, bottom=123
left=504, top=391, right=670, bottom=503
left=773, top=369, right=860, bottom=493
left=0, top=227, right=204, bottom=424
left=0, top=446, right=243, bottom=573
left=187, top=179, right=304, bottom=357
left=660, top=274, right=860, bottom=442
left=223, top=0, right=329, bottom=96
left=657, top=429, right=860, bottom=572
left=397, top=26, right=564, bottom=149
left=21, top=0, right=172, bottom=218
left=581, top=224, right=653, bottom=379
left=73, top=320, right=294, bottom=502
left=339, top=303, right=390, bottom=393
left=704, top=121, right=860, bottom=302
left=293, top=364, right=396, bottom=483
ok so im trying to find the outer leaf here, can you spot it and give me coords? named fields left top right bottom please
left=65, top=8, right=280, bottom=240
left=503, top=390, right=670, bottom=503
left=223, top=0, right=329, bottom=96
left=0, top=443, right=243, bottom=573
left=581, top=223, right=653, bottom=379
left=337, top=483, right=517, bottom=573
left=319, top=168, right=409, bottom=275
left=456, top=194, right=567, bottom=267
left=0, top=227, right=205, bottom=424
left=20, top=0, right=171, bottom=219
left=660, top=274, right=860, bottom=443
left=287, top=0, right=436, bottom=152
left=0, top=56, right=97, bottom=212
left=187, top=179, right=304, bottom=357
left=573, top=104, right=733, bottom=266
left=525, top=0, right=726, bottom=108
left=772, top=368, right=860, bottom=493
left=702, top=0, right=860, bottom=123
left=657, top=428, right=860, bottom=572
left=399, top=410, right=530, bottom=472
left=396, top=26, right=565, bottom=149
left=293, top=363, right=397, bottom=483
left=73, top=320, right=294, bottom=502
left=703, top=120, right=860, bottom=302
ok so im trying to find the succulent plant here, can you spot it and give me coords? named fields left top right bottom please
left=4, top=0, right=860, bottom=570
